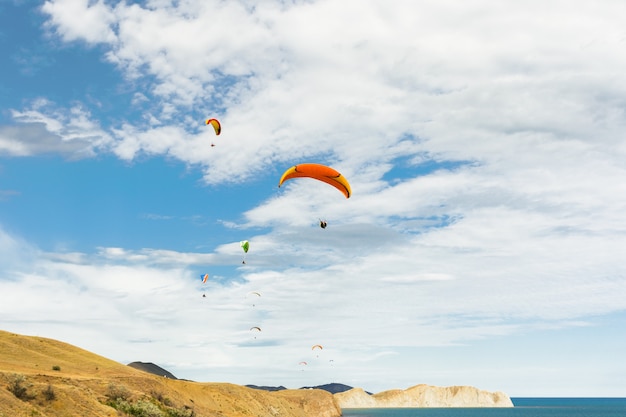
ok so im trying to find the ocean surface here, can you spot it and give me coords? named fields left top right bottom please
left=341, top=398, right=626, bottom=417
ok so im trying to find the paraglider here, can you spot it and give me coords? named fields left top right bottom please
left=240, top=240, right=250, bottom=264
left=278, top=163, right=351, bottom=198
left=250, top=326, right=261, bottom=339
left=201, top=273, right=209, bottom=297
left=205, top=118, right=221, bottom=135
left=205, top=118, right=221, bottom=147
left=312, top=344, right=323, bottom=358
left=248, top=291, right=261, bottom=307
left=319, top=219, right=327, bottom=229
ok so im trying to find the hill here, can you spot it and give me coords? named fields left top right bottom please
left=247, top=383, right=357, bottom=395
left=0, top=330, right=341, bottom=417
left=246, top=384, right=288, bottom=391
left=301, top=383, right=357, bottom=394
left=127, top=361, right=178, bottom=379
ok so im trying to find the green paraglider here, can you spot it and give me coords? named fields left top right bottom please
left=240, top=240, right=250, bottom=264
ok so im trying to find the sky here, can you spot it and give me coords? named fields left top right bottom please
left=1, top=0, right=626, bottom=398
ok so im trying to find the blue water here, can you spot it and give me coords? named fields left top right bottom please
left=341, top=398, right=626, bottom=417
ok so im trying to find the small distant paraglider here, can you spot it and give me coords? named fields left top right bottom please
left=201, top=273, right=209, bottom=297
left=240, top=240, right=250, bottom=264
left=248, top=291, right=261, bottom=307
left=312, top=344, right=323, bottom=358
left=250, top=326, right=261, bottom=339
left=206, top=118, right=221, bottom=146
left=319, top=219, right=327, bottom=229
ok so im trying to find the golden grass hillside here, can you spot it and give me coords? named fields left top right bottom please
left=0, top=330, right=341, bottom=417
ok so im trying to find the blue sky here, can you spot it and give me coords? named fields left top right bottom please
left=2, top=0, right=626, bottom=397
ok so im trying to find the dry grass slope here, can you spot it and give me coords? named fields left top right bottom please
left=0, top=330, right=341, bottom=417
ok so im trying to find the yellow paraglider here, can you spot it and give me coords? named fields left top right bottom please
left=205, top=118, right=221, bottom=135
left=205, top=118, right=221, bottom=147
left=278, top=163, right=351, bottom=198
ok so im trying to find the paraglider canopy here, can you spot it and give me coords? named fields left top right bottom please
left=278, top=163, right=351, bottom=198
left=205, top=118, right=221, bottom=135
left=250, top=326, right=261, bottom=339
left=240, top=240, right=250, bottom=253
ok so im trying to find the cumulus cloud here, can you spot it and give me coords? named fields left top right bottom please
left=33, top=0, right=626, bottom=183
left=41, top=0, right=117, bottom=44
left=2, top=99, right=112, bottom=158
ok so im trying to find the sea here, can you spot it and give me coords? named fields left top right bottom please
left=341, top=398, right=626, bottom=417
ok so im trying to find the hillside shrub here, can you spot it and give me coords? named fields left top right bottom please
left=117, top=399, right=163, bottom=417
left=151, top=390, right=173, bottom=406
left=42, top=384, right=56, bottom=401
left=106, top=396, right=194, bottom=417
left=52, top=365, right=61, bottom=371
left=103, top=385, right=194, bottom=417
left=106, top=383, right=131, bottom=402
left=7, top=374, right=31, bottom=400
left=166, top=407, right=195, bottom=417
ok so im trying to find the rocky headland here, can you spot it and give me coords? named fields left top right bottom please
left=334, top=384, right=514, bottom=408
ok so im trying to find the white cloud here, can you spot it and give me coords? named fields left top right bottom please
left=42, top=0, right=117, bottom=44
left=3, top=99, right=113, bottom=158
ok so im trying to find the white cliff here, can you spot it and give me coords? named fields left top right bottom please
left=334, top=384, right=514, bottom=408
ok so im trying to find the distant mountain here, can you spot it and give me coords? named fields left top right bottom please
left=248, top=382, right=360, bottom=395
left=300, top=383, right=358, bottom=394
left=246, top=384, right=288, bottom=391
left=127, top=361, right=178, bottom=379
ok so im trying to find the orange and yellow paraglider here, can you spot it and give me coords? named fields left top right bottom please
left=278, top=163, right=351, bottom=198
left=205, top=118, right=221, bottom=135
left=205, top=118, right=221, bottom=147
